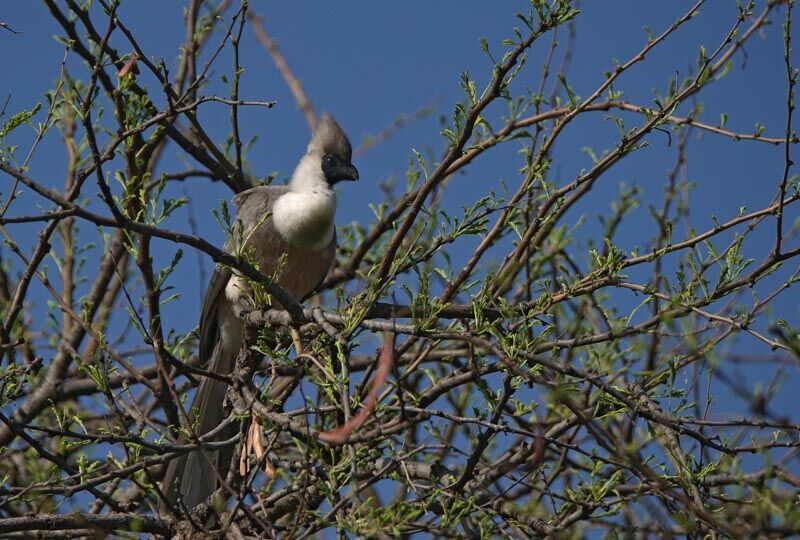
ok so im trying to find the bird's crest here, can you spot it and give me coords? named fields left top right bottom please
left=308, top=113, right=352, bottom=161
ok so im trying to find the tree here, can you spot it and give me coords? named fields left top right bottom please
left=0, top=0, right=798, bottom=537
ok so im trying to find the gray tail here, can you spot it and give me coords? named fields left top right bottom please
left=160, top=341, right=236, bottom=513
left=160, top=357, right=296, bottom=513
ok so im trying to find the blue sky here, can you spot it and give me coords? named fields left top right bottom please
left=2, top=0, right=799, bottom=511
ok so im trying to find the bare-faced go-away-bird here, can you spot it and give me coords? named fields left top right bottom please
left=161, top=114, right=358, bottom=511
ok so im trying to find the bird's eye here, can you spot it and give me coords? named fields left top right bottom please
left=323, top=154, right=335, bottom=165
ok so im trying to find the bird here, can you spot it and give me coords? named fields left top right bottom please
left=161, top=114, right=358, bottom=512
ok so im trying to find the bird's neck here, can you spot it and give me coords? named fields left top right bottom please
left=272, top=155, right=336, bottom=251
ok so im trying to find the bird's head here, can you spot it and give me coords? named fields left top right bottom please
left=307, top=114, right=359, bottom=185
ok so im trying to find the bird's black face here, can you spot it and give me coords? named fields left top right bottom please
left=321, top=153, right=359, bottom=185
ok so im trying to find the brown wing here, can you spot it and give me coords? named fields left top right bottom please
left=198, top=265, right=232, bottom=366
left=233, top=186, right=336, bottom=304
left=199, top=185, right=335, bottom=361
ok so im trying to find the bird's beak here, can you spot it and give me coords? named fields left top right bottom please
left=342, top=163, right=359, bottom=181
left=332, top=161, right=358, bottom=182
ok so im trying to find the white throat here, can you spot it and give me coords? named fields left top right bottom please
left=272, top=154, right=336, bottom=251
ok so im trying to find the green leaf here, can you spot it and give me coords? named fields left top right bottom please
left=0, top=103, right=43, bottom=138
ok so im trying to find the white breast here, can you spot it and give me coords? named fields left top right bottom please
left=272, top=189, right=336, bottom=251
